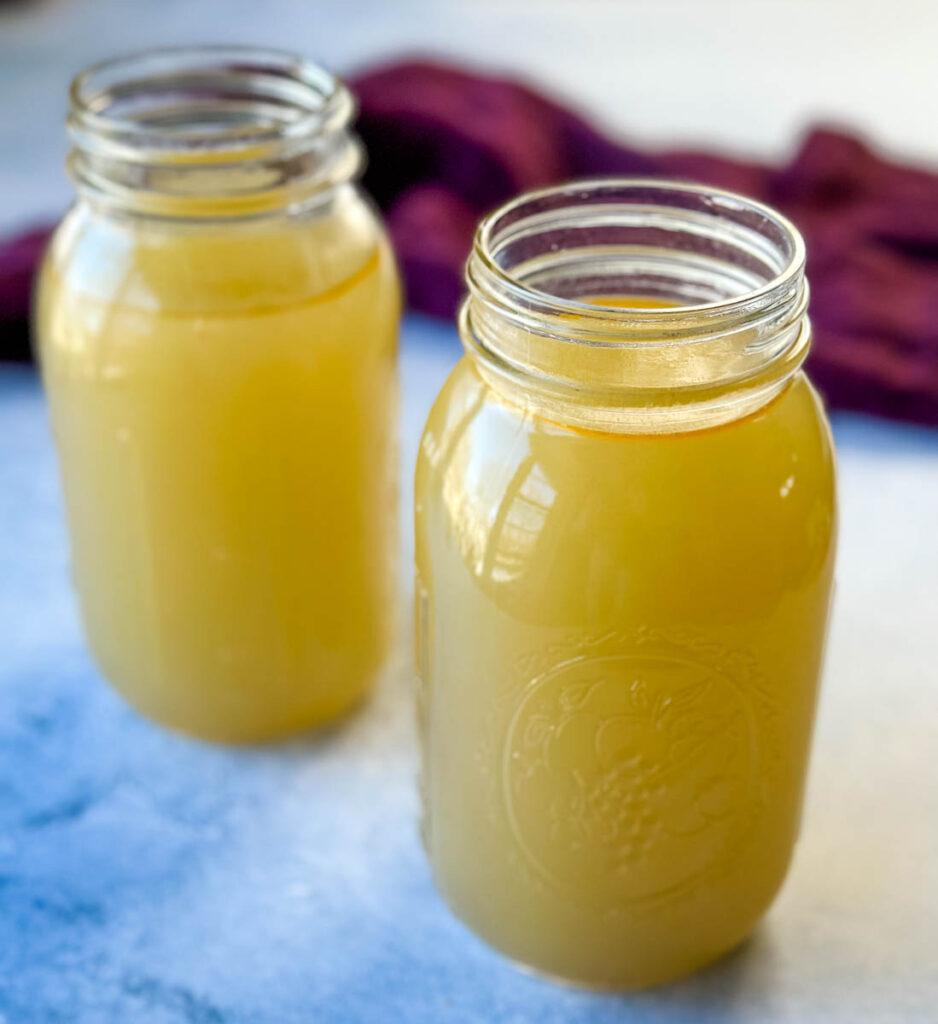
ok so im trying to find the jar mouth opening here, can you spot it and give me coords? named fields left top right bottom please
left=469, top=178, right=806, bottom=347
left=462, top=179, right=811, bottom=432
left=68, top=45, right=354, bottom=164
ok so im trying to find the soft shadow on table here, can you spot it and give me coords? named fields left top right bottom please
left=562, top=929, right=779, bottom=1024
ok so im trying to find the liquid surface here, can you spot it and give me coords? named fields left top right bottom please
left=39, top=188, right=400, bottom=741
left=415, top=348, right=836, bottom=988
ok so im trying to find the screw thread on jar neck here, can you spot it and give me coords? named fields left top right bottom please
left=462, top=179, right=810, bottom=434
left=67, top=46, right=361, bottom=219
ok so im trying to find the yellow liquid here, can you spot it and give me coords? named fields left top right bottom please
left=415, top=321, right=836, bottom=987
left=39, top=190, right=399, bottom=741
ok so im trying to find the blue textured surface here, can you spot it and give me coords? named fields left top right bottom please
left=2, top=317, right=938, bottom=1023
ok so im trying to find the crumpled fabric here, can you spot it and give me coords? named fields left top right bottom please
left=0, top=227, right=48, bottom=362
left=351, top=61, right=938, bottom=425
left=4, top=59, right=938, bottom=424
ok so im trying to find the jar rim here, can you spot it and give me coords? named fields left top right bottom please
left=469, top=177, right=806, bottom=346
left=461, top=178, right=811, bottom=432
left=68, top=45, right=355, bottom=164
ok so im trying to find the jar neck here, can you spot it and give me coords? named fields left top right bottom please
left=461, top=180, right=810, bottom=434
left=67, top=46, right=362, bottom=219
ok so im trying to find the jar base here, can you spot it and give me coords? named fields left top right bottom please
left=89, top=648, right=380, bottom=745
left=431, top=868, right=777, bottom=992
left=496, top=927, right=761, bottom=993
left=115, top=682, right=373, bottom=745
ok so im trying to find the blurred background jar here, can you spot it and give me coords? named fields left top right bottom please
left=415, top=181, right=836, bottom=988
left=36, top=47, right=400, bottom=743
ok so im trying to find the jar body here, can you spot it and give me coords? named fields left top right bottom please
left=415, top=358, right=836, bottom=988
left=38, top=184, right=400, bottom=741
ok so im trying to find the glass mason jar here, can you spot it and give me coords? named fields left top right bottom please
left=415, top=180, right=836, bottom=988
left=37, top=48, right=400, bottom=742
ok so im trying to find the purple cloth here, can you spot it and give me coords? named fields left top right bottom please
left=351, top=61, right=938, bottom=425
left=4, top=59, right=938, bottom=424
left=0, top=227, right=48, bottom=362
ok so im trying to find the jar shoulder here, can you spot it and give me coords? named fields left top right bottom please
left=417, top=359, right=835, bottom=499
left=416, top=360, right=836, bottom=618
left=38, top=185, right=396, bottom=318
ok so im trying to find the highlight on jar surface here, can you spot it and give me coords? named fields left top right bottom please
left=36, top=48, right=401, bottom=742
left=415, top=180, right=837, bottom=989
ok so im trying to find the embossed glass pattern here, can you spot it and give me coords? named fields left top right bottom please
left=415, top=180, right=836, bottom=989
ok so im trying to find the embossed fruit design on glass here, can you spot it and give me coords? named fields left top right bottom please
left=414, top=181, right=836, bottom=988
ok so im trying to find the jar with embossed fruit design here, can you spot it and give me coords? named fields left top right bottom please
left=414, top=180, right=836, bottom=989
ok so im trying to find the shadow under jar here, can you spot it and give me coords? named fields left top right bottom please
left=37, top=48, right=400, bottom=742
left=415, top=180, right=836, bottom=989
